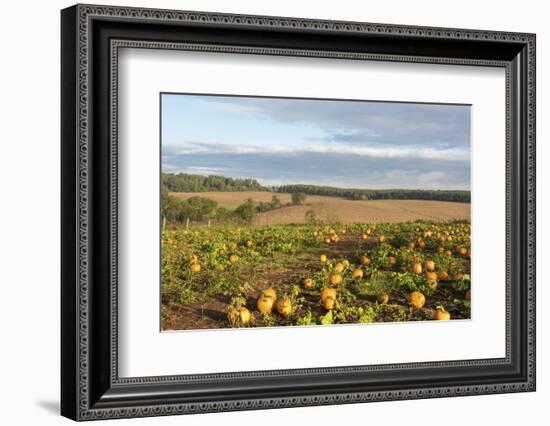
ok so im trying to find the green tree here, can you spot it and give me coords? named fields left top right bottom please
left=271, top=195, right=282, bottom=209
left=161, top=188, right=184, bottom=222
left=185, top=196, right=218, bottom=221
left=291, top=192, right=307, bottom=205
left=161, top=173, right=266, bottom=192
left=234, top=198, right=256, bottom=223
left=214, top=206, right=230, bottom=220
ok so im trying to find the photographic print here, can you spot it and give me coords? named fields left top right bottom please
left=160, top=94, right=472, bottom=331
left=61, top=7, right=536, bottom=418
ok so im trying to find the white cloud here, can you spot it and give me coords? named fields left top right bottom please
left=168, top=141, right=470, bottom=162
left=304, top=144, right=469, bottom=161
left=199, top=99, right=262, bottom=116
left=194, top=96, right=471, bottom=149
left=186, top=166, right=227, bottom=174
left=162, top=162, right=177, bottom=172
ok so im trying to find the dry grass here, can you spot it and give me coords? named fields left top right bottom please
left=170, top=191, right=293, bottom=205
left=170, top=191, right=470, bottom=225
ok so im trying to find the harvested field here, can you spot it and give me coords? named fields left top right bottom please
left=170, top=191, right=293, bottom=205
left=170, top=191, right=470, bottom=225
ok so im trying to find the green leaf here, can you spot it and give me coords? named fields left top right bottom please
left=320, top=310, right=334, bottom=325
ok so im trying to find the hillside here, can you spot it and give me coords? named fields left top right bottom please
left=170, top=191, right=470, bottom=225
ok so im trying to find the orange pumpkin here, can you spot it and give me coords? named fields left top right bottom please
left=238, top=307, right=251, bottom=325
left=275, top=297, right=292, bottom=316
left=321, top=287, right=337, bottom=303
left=434, top=307, right=451, bottom=320
left=360, top=255, right=371, bottom=265
left=377, top=292, right=390, bottom=304
left=424, top=260, right=435, bottom=272
left=257, top=295, right=275, bottom=314
left=352, top=268, right=364, bottom=279
left=409, top=291, right=426, bottom=309
left=262, top=288, right=277, bottom=300
left=425, top=271, right=438, bottom=282
left=323, top=297, right=336, bottom=310
left=330, top=273, right=343, bottom=286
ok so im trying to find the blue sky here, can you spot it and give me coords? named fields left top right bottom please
left=161, top=94, right=471, bottom=190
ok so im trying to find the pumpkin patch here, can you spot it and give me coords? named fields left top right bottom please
left=162, top=220, right=471, bottom=330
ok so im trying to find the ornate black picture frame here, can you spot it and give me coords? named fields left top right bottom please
left=61, top=4, right=536, bottom=421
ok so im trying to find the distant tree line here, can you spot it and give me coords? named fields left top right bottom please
left=162, top=173, right=266, bottom=192
left=161, top=173, right=470, bottom=203
left=277, top=184, right=470, bottom=203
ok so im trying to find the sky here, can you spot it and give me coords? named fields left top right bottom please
left=161, top=94, right=471, bottom=190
